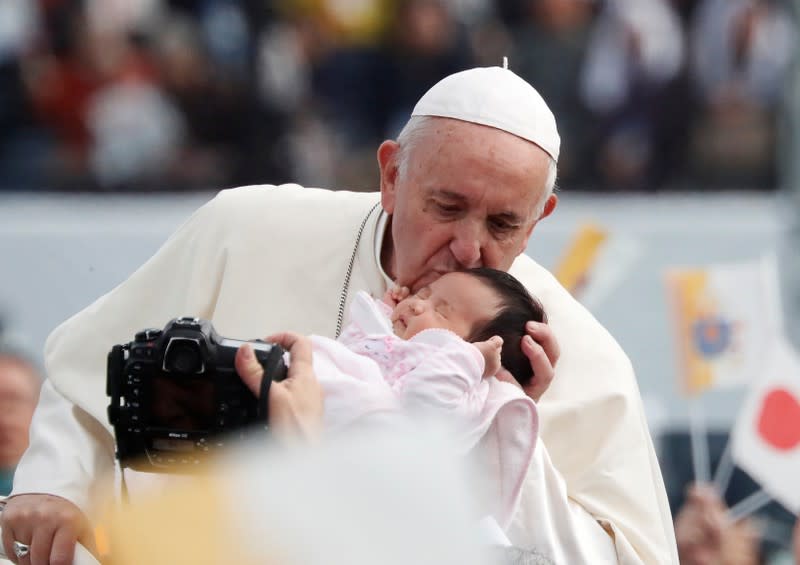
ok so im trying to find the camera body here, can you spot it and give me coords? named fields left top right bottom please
left=107, top=317, right=286, bottom=473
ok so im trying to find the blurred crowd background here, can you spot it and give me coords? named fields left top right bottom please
left=0, top=0, right=796, bottom=194
left=0, top=0, right=800, bottom=565
left=2, top=0, right=800, bottom=562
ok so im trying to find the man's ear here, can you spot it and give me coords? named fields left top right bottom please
left=539, top=193, right=558, bottom=220
left=377, top=140, right=400, bottom=214
left=517, top=193, right=559, bottom=256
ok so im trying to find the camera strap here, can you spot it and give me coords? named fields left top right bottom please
left=256, top=345, right=287, bottom=424
left=258, top=373, right=272, bottom=424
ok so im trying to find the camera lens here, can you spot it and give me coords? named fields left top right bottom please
left=164, top=339, right=203, bottom=374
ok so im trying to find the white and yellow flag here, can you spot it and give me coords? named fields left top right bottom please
left=665, top=256, right=780, bottom=396
left=555, top=223, right=642, bottom=309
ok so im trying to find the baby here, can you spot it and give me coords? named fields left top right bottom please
left=240, top=267, right=546, bottom=529
left=307, top=267, right=546, bottom=529
left=318, top=267, right=547, bottom=428
left=384, top=267, right=547, bottom=388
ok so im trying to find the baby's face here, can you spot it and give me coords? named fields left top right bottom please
left=390, top=272, right=501, bottom=340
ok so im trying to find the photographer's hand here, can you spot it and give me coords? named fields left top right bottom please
left=1, top=493, right=97, bottom=565
left=235, top=332, right=323, bottom=444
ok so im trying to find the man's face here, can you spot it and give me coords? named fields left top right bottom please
left=390, top=271, right=501, bottom=340
left=378, top=118, right=556, bottom=292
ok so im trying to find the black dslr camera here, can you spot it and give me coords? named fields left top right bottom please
left=107, top=317, right=287, bottom=473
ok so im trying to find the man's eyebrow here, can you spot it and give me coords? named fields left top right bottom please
left=491, top=210, right=525, bottom=224
left=430, top=189, right=525, bottom=224
left=433, top=190, right=525, bottom=220
left=430, top=189, right=467, bottom=203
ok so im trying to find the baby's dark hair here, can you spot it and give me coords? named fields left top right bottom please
left=463, top=268, right=547, bottom=387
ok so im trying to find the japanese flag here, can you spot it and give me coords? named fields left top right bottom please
left=731, top=333, right=800, bottom=514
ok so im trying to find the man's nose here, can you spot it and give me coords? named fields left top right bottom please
left=450, top=222, right=483, bottom=268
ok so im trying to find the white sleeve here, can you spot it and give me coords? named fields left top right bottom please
left=10, top=380, right=115, bottom=518
left=508, top=439, right=638, bottom=565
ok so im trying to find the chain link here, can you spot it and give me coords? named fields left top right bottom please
left=336, top=202, right=381, bottom=338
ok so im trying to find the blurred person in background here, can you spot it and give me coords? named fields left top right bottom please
left=9, top=0, right=288, bottom=193
left=1, top=66, right=679, bottom=564
left=579, top=0, right=687, bottom=191
left=2, top=0, right=791, bottom=195
left=309, top=0, right=475, bottom=189
left=18, top=2, right=102, bottom=191
left=688, top=0, right=795, bottom=189
left=155, top=1, right=295, bottom=189
left=21, top=1, right=184, bottom=192
left=507, top=0, right=596, bottom=188
left=379, top=0, right=473, bottom=139
left=0, top=347, right=41, bottom=497
left=254, top=8, right=340, bottom=187
left=247, top=0, right=390, bottom=189
left=149, top=13, right=267, bottom=190
left=257, top=0, right=476, bottom=190
left=0, top=0, right=51, bottom=192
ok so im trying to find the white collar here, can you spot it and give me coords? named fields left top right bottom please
left=373, top=209, right=394, bottom=290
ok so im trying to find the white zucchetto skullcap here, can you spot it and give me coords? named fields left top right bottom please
left=411, top=66, right=561, bottom=162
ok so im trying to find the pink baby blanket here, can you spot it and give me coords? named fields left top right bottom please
left=309, top=291, right=538, bottom=529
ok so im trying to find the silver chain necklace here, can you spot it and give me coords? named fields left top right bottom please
left=336, top=202, right=381, bottom=338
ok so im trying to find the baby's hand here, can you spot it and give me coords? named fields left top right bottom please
left=474, top=335, right=503, bottom=378
left=383, top=285, right=410, bottom=307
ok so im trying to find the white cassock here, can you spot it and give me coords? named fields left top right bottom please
left=12, top=185, right=678, bottom=564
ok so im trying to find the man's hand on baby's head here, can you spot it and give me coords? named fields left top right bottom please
left=383, top=285, right=410, bottom=307
left=474, top=335, right=503, bottom=378
left=521, top=321, right=559, bottom=402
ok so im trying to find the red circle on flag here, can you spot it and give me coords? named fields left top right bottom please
left=757, top=388, right=800, bottom=451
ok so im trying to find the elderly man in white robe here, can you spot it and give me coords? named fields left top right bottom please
left=0, top=66, right=678, bottom=564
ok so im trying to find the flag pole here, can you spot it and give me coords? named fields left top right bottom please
left=725, top=489, right=772, bottom=524
left=712, top=438, right=736, bottom=496
left=689, top=395, right=710, bottom=484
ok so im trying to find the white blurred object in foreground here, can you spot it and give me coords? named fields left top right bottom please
left=107, top=423, right=493, bottom=565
